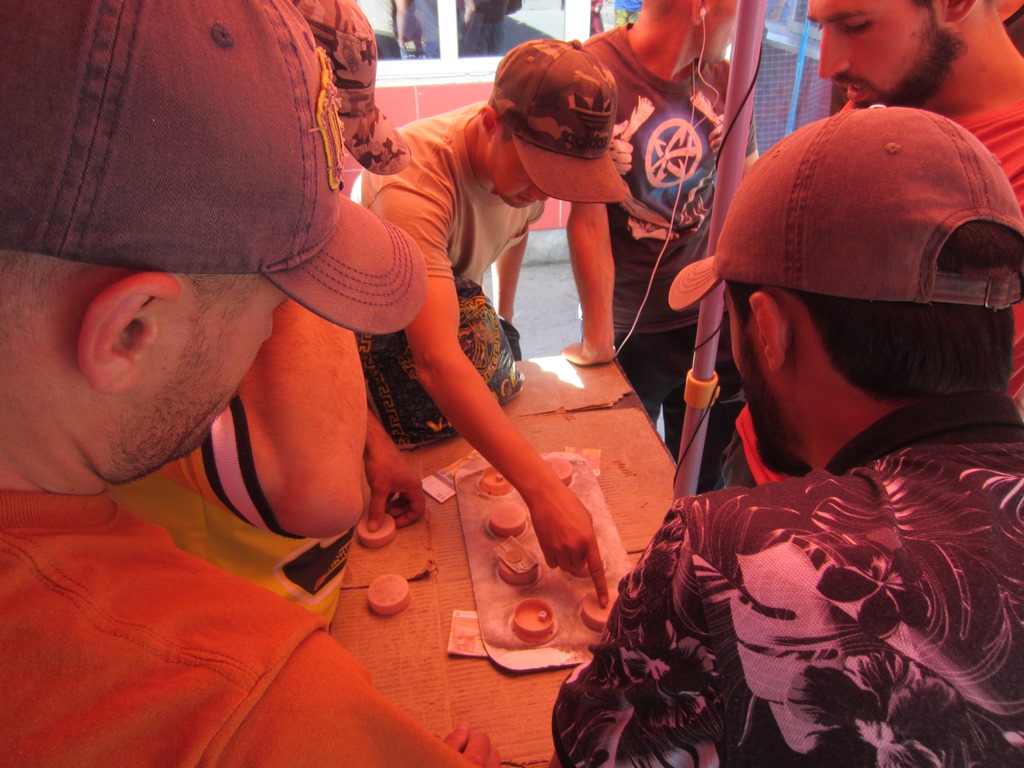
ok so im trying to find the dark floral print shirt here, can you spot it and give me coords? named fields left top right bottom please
left=553, top=393, right=1024, bottom=767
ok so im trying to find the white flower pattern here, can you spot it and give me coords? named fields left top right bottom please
left=553, top=434, right=1024, bottom=767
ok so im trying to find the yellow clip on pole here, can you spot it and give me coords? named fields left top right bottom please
left=684, top=369, right=720, bottom=410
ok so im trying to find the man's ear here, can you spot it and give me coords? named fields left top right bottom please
left=943, top=0, right=981, bottom=24
left=478, top=104, right=500, bottom=136
left=77, top=272, right=184, bottom=394
left=692, top=0, right=707, bottom=25
left=747, top=290, right=791, bottom=374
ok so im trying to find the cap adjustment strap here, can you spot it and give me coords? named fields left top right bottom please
left=931, top=271, right=1024, bottom=310
left=984, top=271, right=1024, bottom=310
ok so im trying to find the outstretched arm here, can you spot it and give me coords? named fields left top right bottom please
left=406, top=275, right=608, bottom=603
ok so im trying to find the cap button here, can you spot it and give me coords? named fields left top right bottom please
left=571, top=40, right=583, bottom=50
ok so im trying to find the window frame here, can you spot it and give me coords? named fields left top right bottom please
left=374, top=0, right=593, bottom=86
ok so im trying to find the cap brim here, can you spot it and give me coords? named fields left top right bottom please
left=668, top=256, right=722, bottom=311
left=341, top=106, right=411, bottom=176
left=513, top=137, right=626, bottom=204
left=264, top=196, right=426, bottom=334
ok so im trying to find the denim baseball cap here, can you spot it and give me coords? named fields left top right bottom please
left=669, top=107, right=1024, bottom=311
left=0, top=0, right=425, bottom=334
left=490, top=39, right=625, bottom=204
left=294, top=0, right=410, bottom=175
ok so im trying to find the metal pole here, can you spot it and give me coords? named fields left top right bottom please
left=674, top=0, right=767, bottom=497
left=786, top=16, right=812, bottom=134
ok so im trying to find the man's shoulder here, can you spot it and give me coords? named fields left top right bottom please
left=583, top=26, right=626, bottom=61
left=681, top=440, right=1024, bottom=539
left=6, top=500, right=327, bottom=682
left=367, top=103, right=482, bottom=202
left=0, top=499, right=475, bottom=765
left=957, top=96, right=1024, bottom=130
left=399, top=102, right=481, bottom=148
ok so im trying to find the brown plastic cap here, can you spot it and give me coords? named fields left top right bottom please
left=356, top=514, right=397, bottom=548
left=368, top=573, right=411, bottom=616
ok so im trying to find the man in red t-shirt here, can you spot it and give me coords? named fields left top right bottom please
left=728, top=0, right=1024, bottom=486
left=812, top=0, right=1024, bottom=404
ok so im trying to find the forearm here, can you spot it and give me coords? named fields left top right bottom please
left=407, top=277, right=603, bottom=590
left=563, top=204, right=616, bottom=364
left=414, top=347, right=554, bottom=497
left=402, top=276, right=543, bottom=491
left=413, top=341, right=606, bottom=601
left=363, top=409, right=395, bottom=465
left=490, top=239, right=527, bottom=322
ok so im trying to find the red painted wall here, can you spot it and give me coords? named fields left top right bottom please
left=344, top=82, right=569, bottom=229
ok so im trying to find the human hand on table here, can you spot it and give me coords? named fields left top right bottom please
left=525, top=481, right=609, bottom=606
left=443, top=722, right=500, bottom=768
left=363, top=417, right=425, bottom=530
left=561, top=340, right=616, bottom=367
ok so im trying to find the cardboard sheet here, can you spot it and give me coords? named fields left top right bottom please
left=332, top=358, right=675, bottom=763
left=506, top=358, right=632, bottom=417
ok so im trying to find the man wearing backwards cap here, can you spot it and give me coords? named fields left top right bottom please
left=114, top=0, right=428, bottom=624
left=727, top=0, right=1024, bottom=488
left=550, top=107, right=1024, bottom=766
left=356, top=39, right=624, bottom=603
left=0, top=0, right=497, bottom=765
left=811, top=0, right=1024, bottom=406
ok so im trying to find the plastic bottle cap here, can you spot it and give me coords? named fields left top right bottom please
left=494, top=537, right=539, bottom=585
left=546, top=457, right=573, bottom=486
left=498, top=558, right=538, bottom=585
left=487, top=501, right=528, bottom=538
left=356, top=514, right=396, bottom=548
left=479, top=467, right=514, bottom=496
left=512, top=598, right=555, bottom=643
left=368, top=574, right=411, bottom=616
left=581, top=590, right=615, bottom=632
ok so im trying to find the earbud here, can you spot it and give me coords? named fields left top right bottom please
left=699, top=5, right=707, bottom=18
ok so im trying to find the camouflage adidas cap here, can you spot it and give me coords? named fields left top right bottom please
left=294, top=0, right=409, bottom=175
left=490, top=39, right=625, bottom=204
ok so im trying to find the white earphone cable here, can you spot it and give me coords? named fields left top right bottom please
left=615, top=16, right=710, bottom=357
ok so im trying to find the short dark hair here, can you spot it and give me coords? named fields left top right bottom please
left=0, top=250, right=265, bottom=337
left=727, top=221, right=1023, bottom=398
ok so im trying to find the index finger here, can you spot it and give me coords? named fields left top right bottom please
left=586, top=540, right=609, bottom=606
